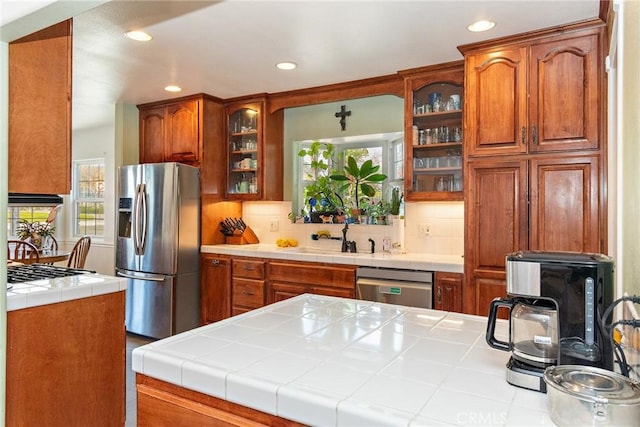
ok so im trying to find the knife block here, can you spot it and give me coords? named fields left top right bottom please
left=225, top=226, right=260, bottom=245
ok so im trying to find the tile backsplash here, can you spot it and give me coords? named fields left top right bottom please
left=241, top=201, right=464, bottom=257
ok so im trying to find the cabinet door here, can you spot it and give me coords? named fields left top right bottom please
left=139, top=106, right=166, bottom=164
left=434, top=272, right=462, bottom=312
left=404, top=64, right=464, bottom=202
left=200, top=255, right=231, bottom=324
left=166, top=100, right=200, bottom=163
left=529, top=34, right=600, bottom=152
left=9, top=20, right=72, bottom=194
left=226, top=103, right=262, bottom=200
left=465, top=47, right=528, bottom=156
left=464, top=158, right=528, bottom=315
left=529, top=155, right=601, bottom=252
left=267, top=282, right=308, bottom=304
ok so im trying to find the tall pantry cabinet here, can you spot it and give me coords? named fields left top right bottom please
left=459, top=20, right=606, bottom=316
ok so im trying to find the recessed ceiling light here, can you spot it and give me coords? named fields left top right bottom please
left=125, top=31, right=152, bottom=42
left=467, top=20, right=496, bottom=32
left=276, top=62, right=297, bottom=70
left=164, top=85, right=182, bottom=93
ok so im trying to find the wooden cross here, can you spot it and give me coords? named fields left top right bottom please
left=334, top=105, right=351, bottom=131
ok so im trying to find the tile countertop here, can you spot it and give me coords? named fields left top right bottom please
left=6, top=274, right=128, bottom=311
left=201, top=244, right=464, bottom=274
left=132, top=294, right=555, bottom=426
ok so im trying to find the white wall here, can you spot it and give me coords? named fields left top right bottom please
left=616, top=0, right=640, bottom=297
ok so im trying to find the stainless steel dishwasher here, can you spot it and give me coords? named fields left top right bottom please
left=356, top=267, right=433, bottom=309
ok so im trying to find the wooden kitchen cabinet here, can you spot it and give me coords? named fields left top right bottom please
left=9, top=20, right=72, bottom=194
left=461, top=24, right=603, bottom=157
left=464, top=154, right=603, bottom=315
left=200, top=254, right=231, bottom=324
left=7, top=291, right=125, bottom=426
left=401, top=62, right=464, bottom=201
left=225, top=97, right=284, bottom=201
left=434, top=272, right=463, bottom=313
left=138, top=93, right=226, bottom=196
left=460, top=21, right=606, bottom=316
left=266, top=260, right=356, bottom=303
left=232, top=258, right=266, bottom=315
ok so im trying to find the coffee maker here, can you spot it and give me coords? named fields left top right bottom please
left=486, top=251, right=614, bottom=392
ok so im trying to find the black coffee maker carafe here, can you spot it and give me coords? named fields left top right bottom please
left=485, top=251, right=614, bottom=392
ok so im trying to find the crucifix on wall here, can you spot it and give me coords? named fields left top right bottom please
left=334, top=105, right=351, bottom=131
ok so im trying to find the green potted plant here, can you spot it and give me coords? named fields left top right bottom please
left=330, top=156, right=387, bottom=215
left=298, top=142, right=344, bottom=222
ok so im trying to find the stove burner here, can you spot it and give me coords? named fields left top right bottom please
left=7, top=264, right=95, bottom=284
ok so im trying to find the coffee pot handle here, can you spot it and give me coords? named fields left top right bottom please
left=486, top=298, right=514, bottom=351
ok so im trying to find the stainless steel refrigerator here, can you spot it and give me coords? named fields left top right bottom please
left=116, top=162, right=200, bottom=339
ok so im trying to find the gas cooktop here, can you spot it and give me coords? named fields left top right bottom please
left=7, top=264, right=95, bottom=284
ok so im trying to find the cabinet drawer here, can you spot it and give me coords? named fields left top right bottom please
left=233, top=259, right=265, bottom=279
left=268, top=261, right=355, bottom=289
left=232, top=278, right=264, bottom=308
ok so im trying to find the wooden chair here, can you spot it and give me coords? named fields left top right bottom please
left=40, top=236, right=59, bottom=265
left=67, top=236, right=91, bottom=269
left=42, top=235, right=59, bottom=251
left=8, top=240, right=40, bottom=263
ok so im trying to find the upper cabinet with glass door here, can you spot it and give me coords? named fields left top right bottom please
left=401, top=62, right=464, bottom=201
left=225, top=98, right=283, bottom=201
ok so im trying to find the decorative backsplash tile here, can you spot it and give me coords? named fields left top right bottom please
left=241, top=201, right=464, bottom=257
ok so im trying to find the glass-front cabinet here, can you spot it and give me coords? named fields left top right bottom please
left=227, top=103, right=261, bottom=199
left=402, top=62, right=464, bottom=201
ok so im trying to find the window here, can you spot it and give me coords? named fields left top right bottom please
left=73, top=159, right=105, bottom=237
left=294, top=131, right=403, bottom=215
left=7, top=206, right=56, bottom=238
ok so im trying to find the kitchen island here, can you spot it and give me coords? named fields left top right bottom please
left=132, top=294, right=555, bottom=426
left=6, top=271, right=127, bottom=426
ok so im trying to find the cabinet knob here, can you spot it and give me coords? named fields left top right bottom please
left=211, top=259, right=220, bottom=266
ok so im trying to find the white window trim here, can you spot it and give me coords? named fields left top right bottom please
left=72, top=158, right=105, bottom=237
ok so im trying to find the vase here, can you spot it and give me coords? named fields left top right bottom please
left=30, top=234, right=43, bottom=250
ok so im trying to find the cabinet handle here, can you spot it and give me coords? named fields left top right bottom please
left=521, top=126, right=526, bottom=145
left=532, top=125, right=538, bottom=145
left=242, top=290, right=255, bottom=296
left=210, top=259, right=220, bottom=266
left=437, top=286, right=442, bottom=303
left=242, top=266, right=255, bottom=271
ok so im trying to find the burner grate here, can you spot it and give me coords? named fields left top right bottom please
left=7, top=264, right=94, bottom=284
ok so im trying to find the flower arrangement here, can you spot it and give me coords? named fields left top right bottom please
left=16, top=206, right=59, bottom=249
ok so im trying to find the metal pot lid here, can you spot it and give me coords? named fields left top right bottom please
left=544, top=365, right=640, bottom=404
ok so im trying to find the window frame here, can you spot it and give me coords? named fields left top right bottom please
left=294, top=131, right=404, bottom=215
left=72, top=158, right=105, bottom=238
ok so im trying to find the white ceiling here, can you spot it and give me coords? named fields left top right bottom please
left=2, top=0, right=600, bottom=130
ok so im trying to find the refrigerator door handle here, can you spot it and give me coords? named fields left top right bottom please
left=134, top=183, right=146, bottom=255
left=116, top=269, right=165, bottom=282
left=139, top=183, right=148, bottom=254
